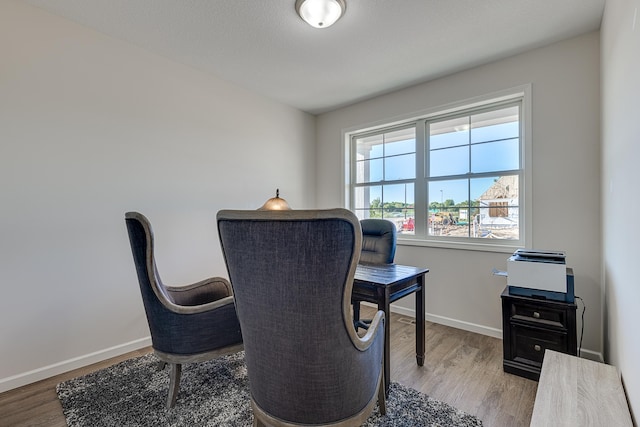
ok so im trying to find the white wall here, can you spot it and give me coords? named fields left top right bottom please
left=316, top=33, right=602, bottom=357
left=601, top=0, right=640, bottom=420
left=0, top=1, right=315, bottom=392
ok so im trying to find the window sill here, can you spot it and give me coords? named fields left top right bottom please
left=397, top=236, right=520, bottom=253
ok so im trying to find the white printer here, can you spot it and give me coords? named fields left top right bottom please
left=507, top=249, right=574, bottom=302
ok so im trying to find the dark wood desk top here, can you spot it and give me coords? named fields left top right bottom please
left=354, top=263, right=429, bottom=286
left=352, top=262, right=429, bottom=396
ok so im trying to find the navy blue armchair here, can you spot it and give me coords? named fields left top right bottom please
left=354, top=219, right=397, bottom=330
left=359, top=218, right=397, bottom=264
left=125, top=212, right=243, bottom=408
left=217, top=209, right=386, bottom=426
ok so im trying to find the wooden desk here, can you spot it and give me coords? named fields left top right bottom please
left=352, top=263, right=429, bottom=395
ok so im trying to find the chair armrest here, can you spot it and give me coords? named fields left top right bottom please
left=163, top=295, right=237, bottom=315
left=162, top=277, right=235, bottom=314
left=352, top=310, right=385, bottom=351
left=165, top=277, right=232, bottom=297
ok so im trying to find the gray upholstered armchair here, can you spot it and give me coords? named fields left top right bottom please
left=125, top=212, right=243, bottom=408
left=217, top=209, right=386, bottom=426
left=353, top=218, right=397, bottom=330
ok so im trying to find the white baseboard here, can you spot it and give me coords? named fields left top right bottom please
left=426, top=312, right=503, bottom=339
left=0, top=336, right=151, bottom=394
left=579, top=348, right=603, bottom=362
left=379, top=303, right=503, bottom=339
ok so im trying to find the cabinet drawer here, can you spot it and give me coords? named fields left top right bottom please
left=510, top=324, right=568, bottom=367
left=508, top=300, right=567, bottom=328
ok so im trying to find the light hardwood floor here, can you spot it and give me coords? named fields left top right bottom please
left=0, top=309, right=537, bottom=427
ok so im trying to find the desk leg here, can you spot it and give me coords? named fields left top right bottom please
left=416, top=274, right=425, bottom=366
left=378, top=288, right=391, bottom=397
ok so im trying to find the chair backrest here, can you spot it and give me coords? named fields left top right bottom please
left=360, top=218, right=397, bottom=264
left=125, top=211, right=238, bottom=355
left=217, top=209, right=383, bottom=425
left=125, top=212, right=178, bottom=352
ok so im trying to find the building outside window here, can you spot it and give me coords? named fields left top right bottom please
left=348, top=89, right=529, bottom=251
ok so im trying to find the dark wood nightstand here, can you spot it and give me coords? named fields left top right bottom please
left=501, top=286, right=577, bottom=380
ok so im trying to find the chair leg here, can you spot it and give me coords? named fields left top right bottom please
left=378, top=373, right=386, bottom=415
left=353, top=301, right=365, bottom=330
left=355, top=319, right=372, bottom=331
left=167, top=363, right=182, bottom=408
left=353, top=301, right=372, bottom=331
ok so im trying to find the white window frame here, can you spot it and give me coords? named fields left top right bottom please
left=344, top=85, right=532, bottom=253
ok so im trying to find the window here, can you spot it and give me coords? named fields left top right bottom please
left=353, top=127, right=416, bottom=223
left=348, top=90, right=528, bottom=251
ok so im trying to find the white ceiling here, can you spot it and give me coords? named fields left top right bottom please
left=23, top=0, right=605, bottom=114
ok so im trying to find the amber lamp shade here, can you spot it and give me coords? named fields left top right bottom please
left=259, top=189, right=291, bottom=211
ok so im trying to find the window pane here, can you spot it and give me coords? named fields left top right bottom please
left=429, top=117, right=469, bottom=149
left=471, top=138, right=519, bottom=173
left=471, top=175, right=518, bottom=201
left=430, top=146, right=468, bottom=177
left=385, top=153, right=415, bottom=180
left=428, top=179, right=469, bottom=208
left=382, top=183, right=414, bottom=232
left=354, top=185, right=382, bottom=215
left=382, top=183, right=415, bottom=229
left=355, top=158, right=383, bottom=183
left=427, top=207, right=472, bottom=238
left=355, top=183, right=413, bottom=232
left=471, top=175, right=519, bottom=240
left=397, top=209, right=415, bottom=235
left=471, top=106, right=519, bottom=144
left=427, top=179, right=471, bottom=237
left=355, top=208, right=380, bottom=221
left=355, top=127, right=416, bottom=183
left=384, top=182, right=414, bottom=234
left=356, top=134, right=383, bottom=159
left=384, top=128, right=415, bottom=156
left=384, top=183, right=414, bottom=206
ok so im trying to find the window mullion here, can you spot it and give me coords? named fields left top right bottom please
left=349, top=135, right=357, bottom=211
left=414, top=120, right=427, bottom=236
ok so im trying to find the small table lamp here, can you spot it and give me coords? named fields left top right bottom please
left=259, top=189, right=291, bottom=210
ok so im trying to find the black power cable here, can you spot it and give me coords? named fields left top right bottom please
left=575, top=295, right=586, bottom=357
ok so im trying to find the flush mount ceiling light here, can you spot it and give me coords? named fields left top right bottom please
left=295, top=0, right=346, bottom=29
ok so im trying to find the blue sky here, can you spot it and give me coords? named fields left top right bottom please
left=357, top=112, right=519, bottom=207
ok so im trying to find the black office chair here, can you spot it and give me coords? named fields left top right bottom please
left=354, top=218, right=397, bottom=330
left=125, top=212, right=243, bottom=408
left=217, top=209, right=386, bottom=426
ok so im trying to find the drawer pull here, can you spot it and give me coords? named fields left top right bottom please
left=534, top=345, right=542, bottom=352
left=533, top=311, right=541, bottom=319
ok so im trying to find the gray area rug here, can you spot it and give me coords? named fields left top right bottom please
left=57, top=352, right=483, bottom=426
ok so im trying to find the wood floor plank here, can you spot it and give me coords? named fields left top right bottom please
left=378, top=308, right=537, bottom=427
left=0, top=312, right=536, bottom=426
